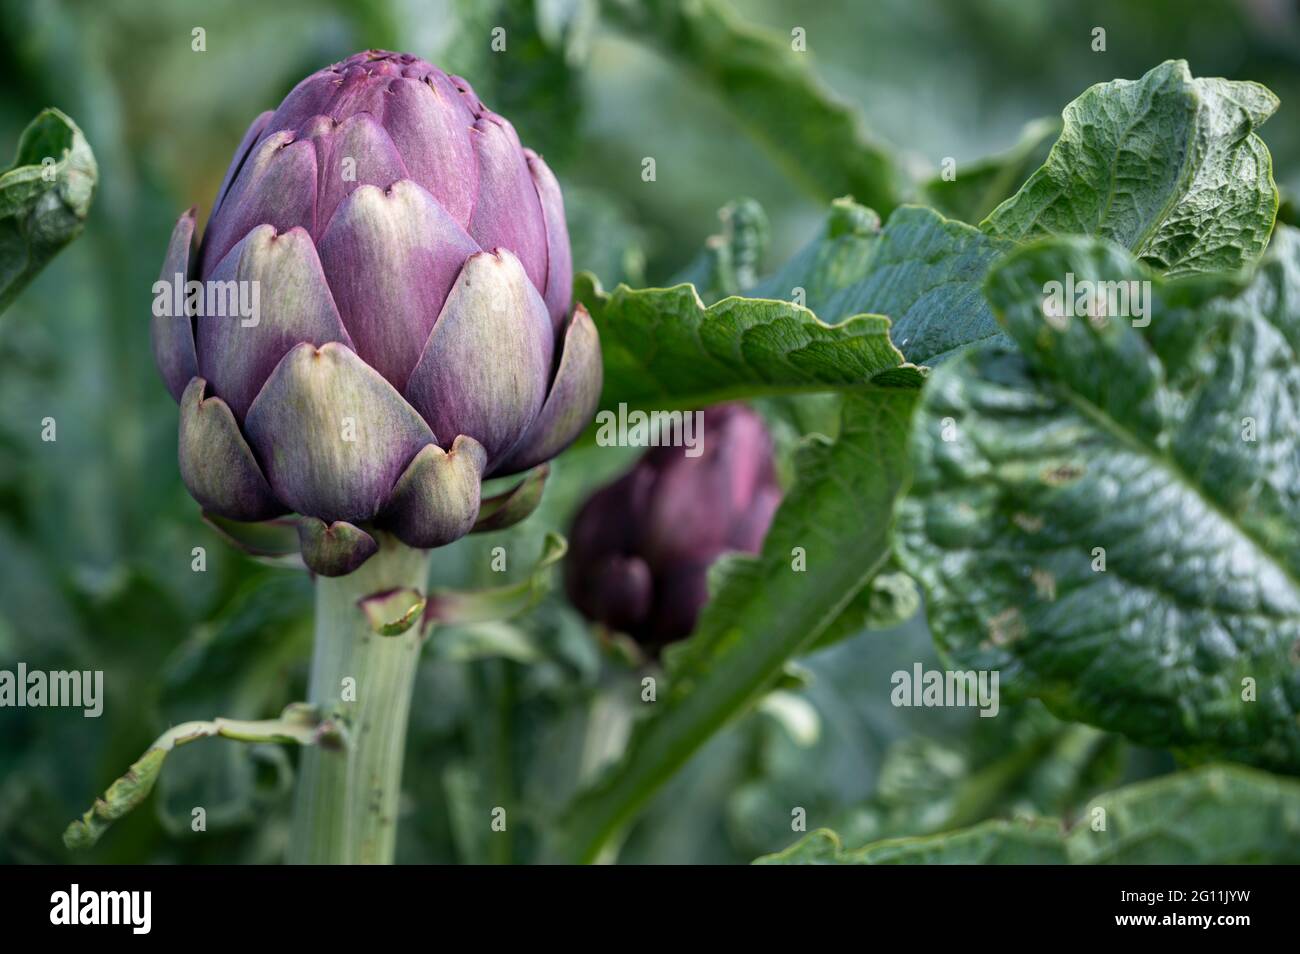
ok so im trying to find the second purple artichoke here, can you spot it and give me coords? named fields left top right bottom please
left=150, top=51, right=601, bottom=575
left=566, top=404, right=782, bottom=651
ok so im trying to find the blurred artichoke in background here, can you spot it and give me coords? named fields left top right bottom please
left=566, top=403, right=781, bottom=650
left=149, top=51, right=601, bottom=575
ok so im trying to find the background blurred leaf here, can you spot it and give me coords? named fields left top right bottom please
left=804, top=567, right=919, bottom=652
left=760, top=765, right=1300, bottom=863
left=564, top=185, right=647, bottom=288
left=155, top=574, right=312, bottom=841
left=920, top=117, right=1059, bottom=226
left=760, top=820, right=1067, bottom=864
left=601, top=0, right=908, bottom=213
left=671, top=197, right=770, bottom=303
left=0, top=108, right=96, bottom=313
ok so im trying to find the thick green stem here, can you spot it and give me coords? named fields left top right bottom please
left=287, top=534, right=433, bottom=864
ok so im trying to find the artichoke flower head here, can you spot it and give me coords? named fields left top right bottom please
left=151, top=51, right=601, bottom=575
left=566, top=404, right=782, bottom=651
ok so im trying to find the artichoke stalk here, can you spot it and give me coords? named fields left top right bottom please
left=149, top=51, right=602, bottom=862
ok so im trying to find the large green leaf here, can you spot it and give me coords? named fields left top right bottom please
left=758, top=765, right=1300, bottom=864
left=746, top=62, right=1279, bottom=369
left=897, top=227, right=1300, bottom=772
left=983, top=60, right=1278, bottom=277
left=576, top=273, right=921, bottom=413
left=0, top=108, right=96, bottom=313
left=602, top=0, right=906, bottom=213
left=820, top=207, right=1016, bottom=365
left=548, top=387, right=919, bottom=862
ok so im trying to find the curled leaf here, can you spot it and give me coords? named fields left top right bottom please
left=63, top=704, right=341, bottom=851
left=359, top=587, right=427, bottom=636
left=0, top=108, right=97, bottom=314
left=424, top=532, right=566, bottom=626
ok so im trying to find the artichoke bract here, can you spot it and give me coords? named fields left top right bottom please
left=566, top=404, right=781, bottom=650
left=151, top=51, right=601, bottom=575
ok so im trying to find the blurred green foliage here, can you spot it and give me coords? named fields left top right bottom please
left=1, top=0, right=1289, bottom=862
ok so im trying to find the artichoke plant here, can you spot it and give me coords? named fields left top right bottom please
left=567, top=403, right=781, bottom=651
left=135, top=50, right=603, bottom=864
left=151, top=50, right=600, bottom=576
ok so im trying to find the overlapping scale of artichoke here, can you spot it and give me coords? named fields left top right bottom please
left=150, top=51, right=601, bottom=575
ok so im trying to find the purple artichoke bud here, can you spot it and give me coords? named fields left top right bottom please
left=150, top=51, right=602, bottom=575
left=566, top=404, right=782, bottom=650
